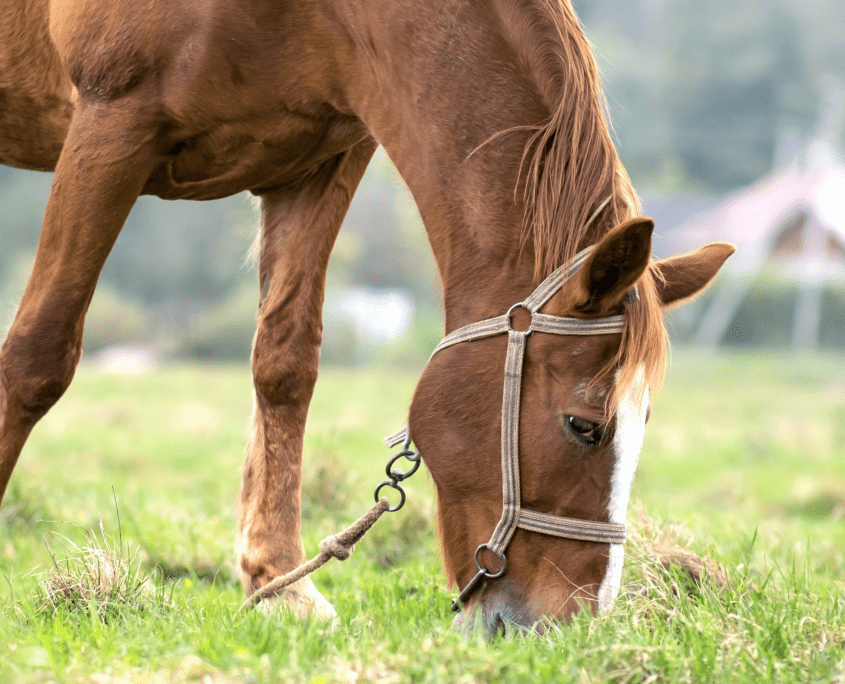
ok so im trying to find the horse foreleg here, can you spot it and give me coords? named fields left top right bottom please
left=0, top=100, right=158, bottom=505
left=236, top=140, right=377, bottom=618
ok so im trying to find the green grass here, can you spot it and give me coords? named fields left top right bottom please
left=1, top=350, right=844, bottom=682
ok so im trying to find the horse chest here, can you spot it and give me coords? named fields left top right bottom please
left=141, top=111, right=368, bottom=200
left=28, top=0, right=360, bottom=198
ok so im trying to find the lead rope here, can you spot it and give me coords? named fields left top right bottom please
left=240, top=440, right=421, bottom=611
left=239, top=497, right=391, bottom=611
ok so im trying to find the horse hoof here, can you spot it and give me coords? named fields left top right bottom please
left=256, top=576, right=338, bottom=622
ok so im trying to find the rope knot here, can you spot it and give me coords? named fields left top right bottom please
left=319, top=534, right=354, bottom=560
left=239, top=497, right=392, bottom=611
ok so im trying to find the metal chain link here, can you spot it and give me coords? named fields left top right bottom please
left=374, top=435, right=421, bottom=512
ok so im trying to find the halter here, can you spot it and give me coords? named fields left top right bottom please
left=386, top=239, right=636, bottom=611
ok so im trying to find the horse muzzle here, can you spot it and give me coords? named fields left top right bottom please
left=451, top=583, right=539, bottom=640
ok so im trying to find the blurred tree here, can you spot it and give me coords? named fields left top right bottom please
left=329, top=150, right=440, bottom=306
left=657, top=0, right=813, bottom=190
left=0, top=167, right=51, bottom=258
left=578, top=0, right=842, bottom=193
left=2, top=0, right=845, bottom=356
left=100, top=195, right=256, bottom=313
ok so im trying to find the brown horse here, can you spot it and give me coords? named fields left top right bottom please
left=0, top=0, right=733, bottom=636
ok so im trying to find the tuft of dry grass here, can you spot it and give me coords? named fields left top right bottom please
left=628, top=501, right=727, bottom=591
left=616, top=502, right=732, bottom=634
left=35, top=518, right=161, bottom=621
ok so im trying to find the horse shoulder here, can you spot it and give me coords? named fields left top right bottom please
left=0, top=0, right=72, bottom=169
left=48, top=0, right=212, bottom=102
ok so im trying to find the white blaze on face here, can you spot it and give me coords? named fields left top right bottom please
left=598, top=366, right=648, bottom=613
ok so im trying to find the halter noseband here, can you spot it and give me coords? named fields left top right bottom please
left=386, top=242, right=636, bottom=612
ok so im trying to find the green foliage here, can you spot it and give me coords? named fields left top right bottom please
left=374, top=306, right=445, bottom=368
left=82, top=287, right=152, bottom=354
left=172, top=282, right=443, bottom=366
left=579, top=0, right=843, bottom=193
left=175, top=284, right=257, bottom=362
left=667, top=277, right=845, bottom=348
left=320, top=315, right=364, bottom=368
left=0, top=354, right=843, bottom=681
left=103, top=196, right=258, bottom=308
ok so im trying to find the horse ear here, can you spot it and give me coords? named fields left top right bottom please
left=573, top=217, right=654, bottom=313
left=654, top=242, right=736, bottom=309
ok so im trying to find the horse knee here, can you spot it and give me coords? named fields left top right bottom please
left=252, top=356, right=318, bottom=408
left=252, top=328, right=319, bottom=408
left=1, top=326, right=80, bottom=419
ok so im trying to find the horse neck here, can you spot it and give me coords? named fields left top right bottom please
left=336, top=0, right=566, bottom=330
left=394, top=131, right=543, bottom=333
left=334, top=0, right=617, bottom=331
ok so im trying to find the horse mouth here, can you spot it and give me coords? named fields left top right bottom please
left=494, top=614, right=511, bottom=638
left=452, top=598, right=533, bottom=640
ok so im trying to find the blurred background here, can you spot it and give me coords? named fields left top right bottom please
left=1, top=0, right=844, bottom=368
left=1, top=6, right=843, bottom=671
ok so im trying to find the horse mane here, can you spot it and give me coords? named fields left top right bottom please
left=511, top=0, right=667, bottom=405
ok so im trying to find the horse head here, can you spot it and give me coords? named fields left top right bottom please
left=409, top=217, right=734, bottom=637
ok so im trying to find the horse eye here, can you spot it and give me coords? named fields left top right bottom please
left=565, top=415, right=605, bottom=446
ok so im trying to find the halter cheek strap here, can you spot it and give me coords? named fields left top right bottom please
left=385, top=243, right=636, bottom=612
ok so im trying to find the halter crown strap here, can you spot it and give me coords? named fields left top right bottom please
left=430, top=245, right=634, bottom=357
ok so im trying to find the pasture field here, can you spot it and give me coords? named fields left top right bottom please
left=1, top=350, right=843, bottom=683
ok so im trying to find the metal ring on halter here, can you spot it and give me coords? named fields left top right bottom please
left=374, top=481, right=406, bottom=512
left=474, top=543, right=507, bottom=579
left=506, top=303, right=533, bottom=336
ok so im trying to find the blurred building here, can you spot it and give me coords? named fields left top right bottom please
left=649, top=79, right=845, bottom=349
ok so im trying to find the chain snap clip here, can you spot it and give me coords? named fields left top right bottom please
left=374, top=435, right=420, bottom=513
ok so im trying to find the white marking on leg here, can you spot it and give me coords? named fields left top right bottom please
left=598, top=366, right=648, bottom=612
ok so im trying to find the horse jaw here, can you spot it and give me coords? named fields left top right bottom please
left=598, top=366, right=649, bottom=612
